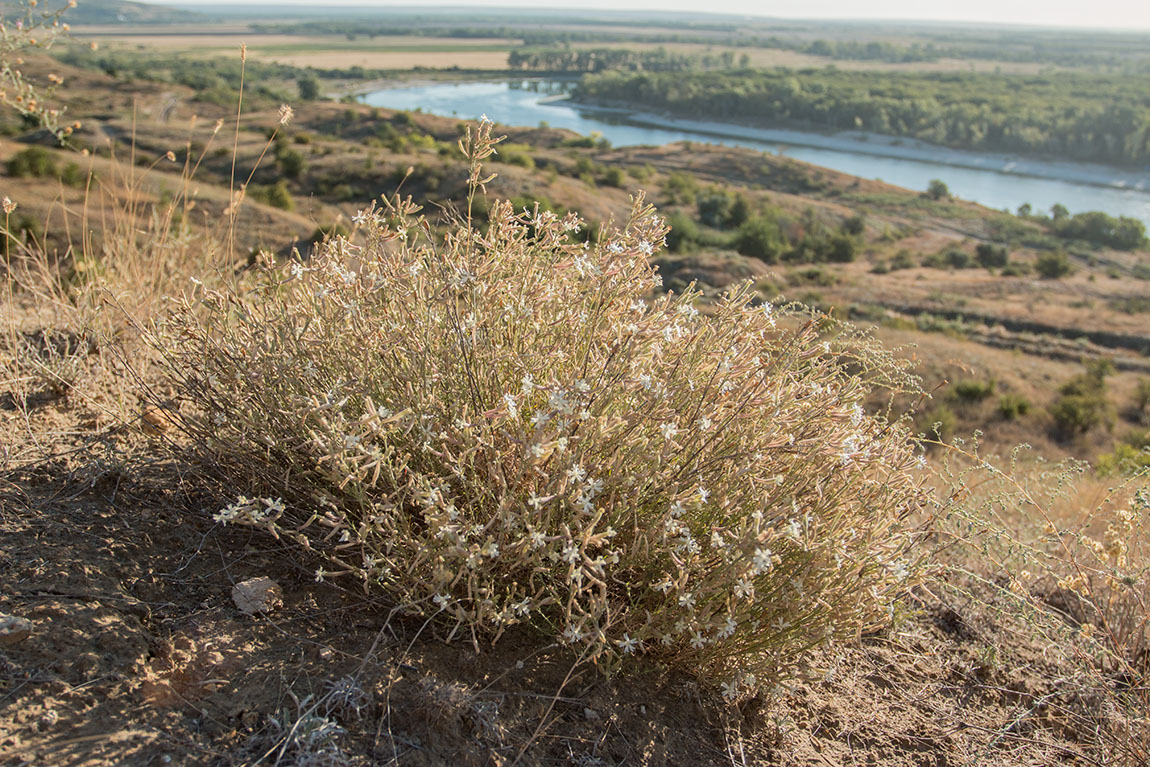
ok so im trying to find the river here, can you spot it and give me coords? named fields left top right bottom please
left=360, top=79, right=1150, bottom=226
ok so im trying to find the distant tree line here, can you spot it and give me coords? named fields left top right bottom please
left=509, top=47, right=746, bottom=73
left=574, top=69, right=1150, bottom=166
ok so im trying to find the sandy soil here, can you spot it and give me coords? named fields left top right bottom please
left=0, top=432, right=1108, bottom=766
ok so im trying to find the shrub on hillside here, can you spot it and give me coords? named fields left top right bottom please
left=159, top=120, right=927, bottom=689
left=952, top=378, right=995, bottom=403
left=975, top=242, right=1009, bottom=269
left=1051, top=360, right=1116, bottom=438
left=997, top=393, right=1031, bottom=420
left=1035, top=250, right=1074, bottom=279
left=735, top=214, right=784, bottom=264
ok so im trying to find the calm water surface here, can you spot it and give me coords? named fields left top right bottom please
left=362, top=80, right=1150, bottom=226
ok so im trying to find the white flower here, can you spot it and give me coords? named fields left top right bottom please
left=697, top=487, right=710, bottom=505
left=638, top=239, right=653, bottom=255
left=718, top=616, right=737, bottom=639
left=315, top=567, right=328, bottom=582
left=576, top=494, right=594, bottom=514
left=915, top=455, right=928, bottom=470
left=528, top=443, right=545, bottom=459
left=616, top=634, right=640, bottom=654
left=433, top=593, right=450, bottom=609
left=690, top=631, right=706, bottom=650
left=669, top=500, right=685, bottom=517
left=503, top=393, right=519, bottom=418
left=562, top=543, right=580, bottom=564
left=659, top=422, right=679, bottom=440
left=637, top=374, right=652, bottom=390
left=786, top=518, right=803, bottom=540
left=697, top=416, right=713, bottom=432
left=528, top=492, right=548, bottom=509
left=721, top=679, right=739, bottom=701
left=734, top=579, right=753, bottom=600
left=654, top=578, right=674, bottom=593
left=481, top=541, right=500, bottom=559
left=521, top=374, right=535, bottom=395
left=761, top=302, right=776, bottom=327
left=678, top=591, right=696, bottom=608
left=566, top=464, right=587, bottom=483
left=631, top=299, right=647, bottom=313
left=529, top=530, right=547, bottom=548
left=563, top=625, right=583, bottom=643
left=753, top=547, right=774, bottom=574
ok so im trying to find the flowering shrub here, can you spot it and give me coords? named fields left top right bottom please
left=160, top=119, right=928, bottom=691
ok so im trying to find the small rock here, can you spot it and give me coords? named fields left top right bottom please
left=0, top=613, right=32, bottom=646
left=583, top=707, right=599, bottom=721
left=231, top=577, right=283, bottom=615
left=140, top=404, right=179, bottom=436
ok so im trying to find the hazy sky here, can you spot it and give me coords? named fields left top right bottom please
left=172, top=0, right=1150, bottom=30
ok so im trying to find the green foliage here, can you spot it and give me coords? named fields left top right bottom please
left=923, top=247, right=974, bottom=269
left=665, top=211, right=700, bottom=253
left=1051, top=360, right=1116, bottom=438
left=921, top=404, right=957, bottom=442
left=603, top=166, right=626, bottom=188
left=889, top=250, right=916, bottom=270
left=6, top=145, right=56, bottom=178
left=662, top=171, right=697, bottom=205
left=997, top=393, right=1032, bottom=420
left=1052, top=211, right=1148, bottom=251
left=1135, top=378, right=1150, bottom=419
left=952, top=379, right=996, bottom=403
left=926, top=179, right=950, bottom=201
left=1095, top=443, right=1150, bottom=476
left=248, top=180, right=295, bottom=211
left=841, top=214, right=866, bottom=236
left=276, top=148, right=307, bottom=180
left=735, top=214, right=784, bottom=264
left=975, top=242, right=1009, bottom=269
left=575, top=68, right=1150, bottom=165
left=1035, top=250, right=1074, bottom=279
left=297, top=74, right=321, bottom=101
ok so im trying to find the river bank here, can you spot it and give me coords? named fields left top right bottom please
left=359, top=79, right=1150, bottom=223
left=559, top=95, right=1150, bottom=193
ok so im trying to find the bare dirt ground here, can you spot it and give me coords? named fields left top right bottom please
left=0, top=422, right=1107, bottom=766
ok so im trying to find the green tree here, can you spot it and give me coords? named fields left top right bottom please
left=926, top=179, right=949, bottom=200
left=735, top=215, right=784, bottom=264
left=297, top=74, right=320, bottom=101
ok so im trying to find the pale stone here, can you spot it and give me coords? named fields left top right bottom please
left=231, top=577, right=283, bottom=615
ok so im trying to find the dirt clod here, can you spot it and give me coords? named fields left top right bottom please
left=231, top=577, right=283, bottom=615
left=0, top=613, right=32, bottom=646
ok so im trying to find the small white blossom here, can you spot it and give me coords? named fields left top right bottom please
left=616, top=634, right=640, bottom=654
left=753, top=547, right=774, bottom=574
